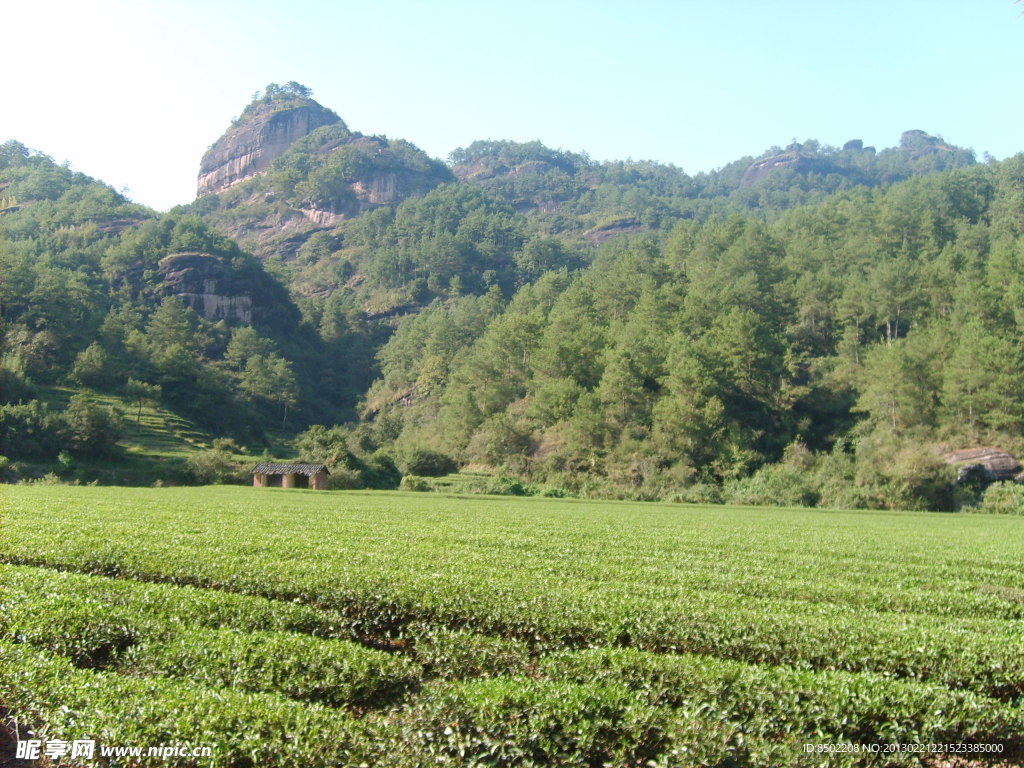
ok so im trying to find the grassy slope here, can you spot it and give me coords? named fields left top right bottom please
left=39, top=386, right=211, bottom=458
left=32, top=387, right=296, bottom=485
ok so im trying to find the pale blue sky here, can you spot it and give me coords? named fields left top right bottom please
left=5, top=1, right=1020, bottom=210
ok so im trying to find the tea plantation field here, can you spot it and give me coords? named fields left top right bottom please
left=2, top=485, right=1023, bottom=766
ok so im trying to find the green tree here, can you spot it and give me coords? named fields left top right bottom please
left=941, top=321, right=1024, bottom=440
left=857, top=335, right=940, bottom=432
left=62, top=394, right=123, bottom=457
left=124, top=378, right=162, bottom=426
left=239, top=354, right=299, bottom=427
left=70, top=343, right=116, bottom=388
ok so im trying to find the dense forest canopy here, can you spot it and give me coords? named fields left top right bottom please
left=3, top=86, right=1023, bottom=510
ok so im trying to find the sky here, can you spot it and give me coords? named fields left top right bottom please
left=5, top=0, right=1021, bottom=211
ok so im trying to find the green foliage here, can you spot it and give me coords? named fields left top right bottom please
left=362, top=452, right=401, bottom=489
left=5, top=126, right=1024, bottom=508
left=454, top=474, right=533, bottom=496
left=0, top=643, right=372, bottom=767
left=543, top=646, right=1024, bottom=753
left=125, top=628, right=419, bottom=707
left=186, top=443, right=244, bottom=485
left=352, top=153, right=1024, bottom=508
left=3, top=564, right=358, bottom=640
left=292, top=424, right=401, bottom=489
left=70, top=342, right=117, bottom=387
left=62, top=393, right=124, bottom=457
left=977, top=481, right=1024, bottom=515
left=123, top=376, right=161, bottom=425
left=723, top=463, right=820, bottom=508
left=0, top=353, right=36, bottom=404
left=400, top=446, right=458, bottom=477
left=4, top=594, right=143, bottom=667
left=386, top=677, right=667, bottom=767
left=465, top=412, right=531, bottom=466
left=0, top=399, right=64, bottom=457
left=3, top=488, right=1024, bottom=764
left=399, top=475, right=431, bottom=492
left=410, top=627, right=532, bottom=680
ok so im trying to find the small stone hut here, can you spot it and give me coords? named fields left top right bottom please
left=251, top=462, right=329, bottom=490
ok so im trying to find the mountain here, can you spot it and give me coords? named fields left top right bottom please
left=6, top=83, right=1021, bottom=513
left=188, top=84, right=453, bottom=262
left=198, top=85, right=342, bottom=197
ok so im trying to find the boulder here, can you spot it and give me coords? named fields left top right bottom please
left=942, top=448, right=1021, bottom=486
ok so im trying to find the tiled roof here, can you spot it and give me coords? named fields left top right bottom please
left=251, top=463, right=329, bottom=476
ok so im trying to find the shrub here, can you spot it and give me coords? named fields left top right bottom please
left=465, top=413, right=530, bottom=466
left=541, top=646, right=1024, bottom=754
left=489, top=475, right=530, bottom=496
left=70, top=343, right=118, bottom=388
left=400, top=475, right=432, bottom=492
left=3, top=595, right=146, bottom=668
left=309, top=444, right=401, bottom=490
left=977, top=481, right=1024, bottom=515
left=62, top=394, right=123, bottom=457
left=409, top=627, right=532, bottom=680
left=0, top=400, right=64, bottom=457
left=326, top=464, right=365, bottom=490
left=671, top=482, right=723, bottom=505
left=187, top=447, right=243, bottom=485
left=401, top=447, right=457, bottom=477
left=0, top=643, right=373, bottom=767
left=541, top=486, right=570, bottom=498
left=456, top=474, right=534, bottom=496
left=382, top=678, right=667, bottom=767
left=723, top=463, right=819, bottom=508
left=0, top=357, right=36, bottom=404
left=363, top=453, right=401, bottom=489
left=125, top=629, right=420, bottom=707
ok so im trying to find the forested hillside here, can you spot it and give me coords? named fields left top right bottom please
left=0, top=137, right=375, bottom=455
left=363, top=160, right=1024, bottom=509
left=4, top=84, right=1022, bottom=510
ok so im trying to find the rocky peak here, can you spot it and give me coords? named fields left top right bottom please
left=197, top=91, right=341, bottom=197
left=898, top=130, right=950, bottom=158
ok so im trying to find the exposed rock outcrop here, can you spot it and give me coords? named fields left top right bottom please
left=157, top=252, right=252, bottom=323
left=197, top=100, right=341, bottom=197
left=352, top=172, right=399, bottom=205
left=899, top=130, right=954, bottom=159
left=943, top=448, right=1022, bottom=487
left=739, top=153, right=839, bottom=188
left=453, top=158, right=556, bottom=183
left=585, top=217, right=642, bottom=244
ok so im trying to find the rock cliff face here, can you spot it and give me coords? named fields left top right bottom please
left=158, top=252, right=253, bottom=324
left=197, top=100, right=341, bottom=197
